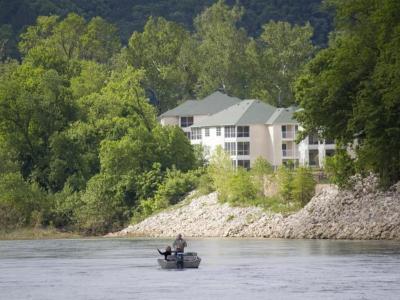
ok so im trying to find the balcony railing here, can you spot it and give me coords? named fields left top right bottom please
left=282, top=149, right=299, bottom=157
left=282, top=131, right=295, bottom=139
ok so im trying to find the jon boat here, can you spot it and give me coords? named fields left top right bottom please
left=157, top=252, right=201, bottom=269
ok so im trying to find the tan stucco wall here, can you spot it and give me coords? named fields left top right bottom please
left=193, top=115, right=208, bottom=123
left=267, top=125, right=283, bottom=166
left=160, top=116, right=179, bottom=126
left=249, top=124, right=274, bottom=166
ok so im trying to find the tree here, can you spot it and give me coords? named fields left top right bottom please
left=70, top=60, right=108, bottom=99
left=0, top=172, right=47, bottom=229
left=127, top=16, right=194, bottom=112
left=80, top=16, right=121, bottom=63
left=152, top=125, right=196, bottom=172
left=19, top=14, right=120, bottom=73
left=248, top=21, right=315, bottom=106
left=0, top=62, right=75, bottom=187
left=194, top=0, right=250, bottom=98
left=295, top=0, right=400, bottom=186
left=0, top=24, right=16, bottom=61
left=324, top=148, right=355, bottom=188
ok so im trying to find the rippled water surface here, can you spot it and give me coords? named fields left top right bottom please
left=1, top=238, right=400, bottom=299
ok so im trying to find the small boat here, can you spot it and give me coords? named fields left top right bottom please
left=157, top=252, right=201, bottom=269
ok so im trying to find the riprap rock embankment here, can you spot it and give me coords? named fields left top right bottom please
left=109, top=175, right=400, bottom=240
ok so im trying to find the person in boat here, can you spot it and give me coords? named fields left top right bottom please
left=157, top=246, right=172, bottom=261
left=173, top=234, right=187, bottom=253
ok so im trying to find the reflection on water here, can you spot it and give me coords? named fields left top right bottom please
left=1, top=238, right=400, bottom=299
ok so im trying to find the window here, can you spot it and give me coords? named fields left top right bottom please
left=224, top=126, right=235, bottom=138
left=184, top=132, right=191, bottom=139
left=237, top=142, right=250, bottom=155
left=326, top=149, right=335, bottom=157
left=237, top=126, right=249, bottom=137
left=325, top=138, right=335, bottom=145
left=224, top=142, right=236, bottom=155
left=205, top=128, right=210, bottom=137
left=309, top=149, right=319, bottom=166
left=309, top=133, right=319, bottom=145
left=216, top=127, right=221, bottom=136
left=282, top=125, right=295, bottom=139
left=282, top=143, right=291, bottom=157
left=191, top=128, right=202, bottom=140
left=237, top=160, right=250, bottom=169
left=180, top=116, right=193, bottom=128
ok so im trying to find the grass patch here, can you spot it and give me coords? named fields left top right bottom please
left=226, top=214, right=235, bottom=222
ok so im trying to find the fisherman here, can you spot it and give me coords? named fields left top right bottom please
left=157, top=246, right=172, bottom=261
left=173, top=234, right=187, bottom=269
left=173, top=234, right=187, bottom=253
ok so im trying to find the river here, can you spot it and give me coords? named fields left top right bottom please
left=0, top=238, right=400, bottom=299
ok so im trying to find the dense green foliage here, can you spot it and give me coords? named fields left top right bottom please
left=324, top=149, right=355, bottom=188
left=0, top=2, right=322, bottom=233
left=208, top=150, right=315, bottom=210
left=1, top=0, right=330, bottom=112
left=295, top=0, right=400, bottom=186
left=123, top=1, right=317, bottom=109
left=0, top=0, right=332, bottom=58
left=0, top=14, right=199, bottom=234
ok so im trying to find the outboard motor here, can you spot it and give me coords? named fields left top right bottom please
left=176, top=252, right=184, bottom=269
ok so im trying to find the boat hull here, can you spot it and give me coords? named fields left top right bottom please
left=157, top=253, right=201, bottom=269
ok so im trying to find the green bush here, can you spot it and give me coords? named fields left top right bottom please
left=75, top=174, right=128, bottom=235
left=0, top=172, right=48, bottom=230
left=225, top=167, right=258, bottom=205
left=50, top=185, right=83, bottom=229
left=132, top=168, right=202, bottom=222
left=197, top=170, right=215, bottom=195
left=276, top=166, right=294, bottom=206
left=208, top=145, right=234, bottom=202
left=292, top=167, right=316, bottom=206
left=251, top=156, right=274, bottom=196
left=325, top=149, right=355, bottom=188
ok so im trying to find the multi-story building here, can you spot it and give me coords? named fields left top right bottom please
left=159, top=92, right=335, bottom=169
left=159, top=91, right=241, bottom=139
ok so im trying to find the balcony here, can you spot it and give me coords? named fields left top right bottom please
left=282, top=149, right=299, bottom=158
left=282, top=131, right=296, bottom=139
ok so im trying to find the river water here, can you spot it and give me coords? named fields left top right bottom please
left=1, top=238, right=400, bottom=300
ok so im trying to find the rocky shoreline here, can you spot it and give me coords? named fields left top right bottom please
left=108, top=175, right=400, bottom=240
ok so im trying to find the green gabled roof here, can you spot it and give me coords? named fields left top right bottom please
left=266, top=107, right=298, bottom=124
left=191, top=100, right=277, bottom=127
left=159, top=91, right=241, bottom=117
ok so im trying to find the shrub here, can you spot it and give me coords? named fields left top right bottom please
left=132, top=168, right=201, bottom=222
left=0, top=172, right=47, bottom=230
left=208, top=145, right=234, bottom=202
left=276, top=166, right=294, bottom=206
left=197, top=170, right=215, bottom=195
left=325, top=149, right=355, bottom=188
left=225, top=167, right=257, bottom=205
left=50, top=185, right=83, bottom=229
left=292, top=167, right=316, bottom=206
left=75, top=174, right=128, bottom=235
left=251, top=156, right=274, bottom=196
